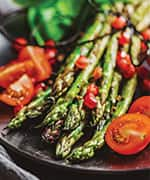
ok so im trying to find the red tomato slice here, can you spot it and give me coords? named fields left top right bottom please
left=0, top=74, right=34, bottom=106
left=105, top=113, right=150, bottom=155
left=19, top=46, right=52, bottom=81
left=87, top=84, right=99, bottom=96
left=129, top=96, right=150, bottom=117
left=0, top=60, right=34, bottom=88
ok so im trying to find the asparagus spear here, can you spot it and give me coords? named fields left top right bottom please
left=67, top=74, right=137, bottom=162
left=7, top=88, right=52, bottom=130
left=57, top=71, right=122, bottom=159
left=52, top=14, right=104, bottom=98
left=130, top=34, right=141, bottom=66
left=39, top=25, right=110, bottom=129
left=91, top=32, right=119, bottom=126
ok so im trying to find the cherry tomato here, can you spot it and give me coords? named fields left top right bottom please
left=45, top=48, right=57, bottom=60
left=84, top=93, right=97, bottom=109
left=75, top=56, right=89, bottom=69
left=13, top=37, right=28, bottom=52
left=87, top=84, right=99, bottom=96
left=118, top=32, right=130, bottom=45
left=117, top=51, right=135, bottom=78
left=45, top=39, right=55, bottom=48
left=141, top=41, right=148, bottom=53
left=93, top=67, right=102, bottom=80
left=0, top=74, right=34, bottom=106
left=0, top=60, right=34, bottom=88
left=142, top=79, right=150, bottom=92
left=141, top=29, right=150, bottom=41
left=19, top=46, right=52, bottom=81
left=112, top=16, right=127, bottom=30
left=129, top=96, right=150, bottom=117
left=105, top=113, right=150, bottom=155
left=123, top=64, right=136, bottom=79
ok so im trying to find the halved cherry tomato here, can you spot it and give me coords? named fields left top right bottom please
left=141, top=29, right=150, bottom=41
left=87, top=84, right=99, bottom=96
left=105, top=113, right=150, bottom=155
left=123, top=64, right=136, bottom=79
left=0, top=74, right=34, bottom=106
left=129, top=96, right=150, bottom=117
left=93, top=67, right=102, bottom=80
left=19, top=46, right=52, bottom=81
left=84, top=93, right=97, bottom=109
left=13, top=37, right=28, bottom=52
left=112, top=16, right=126, bottom=30
left=0, top=60, right=35, bottom=88
left=118, top=32, right=130, bottom=46
left=75, top=56, right=89, bottom=69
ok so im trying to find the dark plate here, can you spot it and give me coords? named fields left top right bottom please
left=0, top=10, right=150, bottom=175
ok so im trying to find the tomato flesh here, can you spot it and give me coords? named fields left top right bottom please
left=0, top=60, right=34, bottom=88
left=129, top=96, right=150, bottom=117
left=0, top=74, right=34, bottom=106
left=21, top=46, right=52, bottom=81
left=87, top=84, right=99, bottom=96
left=93, top=67, right=102, bottom=80
left=13, top=37, right=27, bottom=52
left=112, top=16, right=126, bottom=29
left=84, top=93, right=97, bottom=109
left=75, top=56, right=89, bottom=69
left=105, top=113, right=150, bottom=155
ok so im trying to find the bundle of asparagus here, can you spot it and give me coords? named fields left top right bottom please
left=6, top=0, right=150, bottom=163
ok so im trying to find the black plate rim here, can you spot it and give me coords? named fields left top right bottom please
left=1, top=134, right=150, bottom=175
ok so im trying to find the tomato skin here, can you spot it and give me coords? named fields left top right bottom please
left=112, top=16, right=126, bottom=29
left=129, top=96, right=150, bottom=117
left=21, top=46, right=52, bottom=81
left=105, top=113, right=150, bottom=155
left=117, top=51, right=135, bottom=78
left=0, top=60, right=34, bottom=88
left=87, top=84, right=99, bottom=96
left=84, top=93, right=97, bottom=109
left=13, top=37, right=27, bottom=52
left=0, top=74, right=34, bottom=106
left=142, top=29, right=150, bottom=41
left=118, top=32, right=130, bottom=45
left=75, top=56, right=89, bottom=69
left=45, top=39, right=55, bottom=48
left=93, top=67, right=102, bottom=80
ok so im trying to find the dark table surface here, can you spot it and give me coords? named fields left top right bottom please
left=6, top=148, right=149, bottom=180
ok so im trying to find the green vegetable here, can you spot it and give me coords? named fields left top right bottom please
left=68, top=74, right=137, bottom=162
left=7, top=88, right=52, bottom=130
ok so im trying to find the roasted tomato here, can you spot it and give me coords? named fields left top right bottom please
left=87, top=84, right=99, bottom=96
left=18, top=46, right=52, bottom=81
left=93, top=67, right=102, bottom=80
left=13, top=37, right=28, bottom=52
left=0, top=60, right=34, bottom=88
left=105, top=113, right=150, bottom=155
left=84, top=93, right=97, bottom=109
left=0, top=74, right=34, bottom=106
left=75, top=56, right=89, bottom=69
left=111, top=16, right=126, bottom=29
left=129, top=96, right=150, bottom=117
